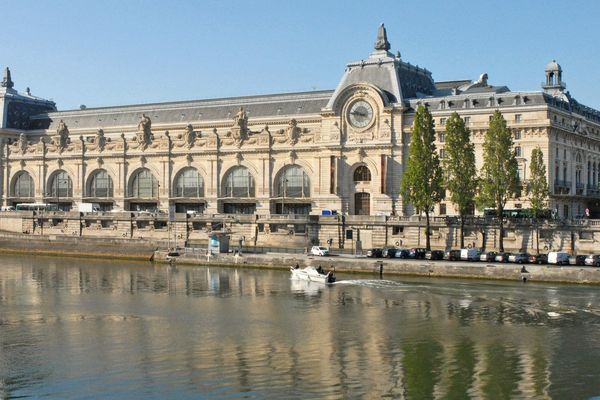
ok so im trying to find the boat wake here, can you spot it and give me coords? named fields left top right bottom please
left=333, top=279, right=410, bottom=289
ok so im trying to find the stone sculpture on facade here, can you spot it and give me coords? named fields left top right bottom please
left=95, top=129, right=106, bottom=151
left=55, top=120, right=70, bottom=151
left=228, top=107, right=249, bottom=147
left=18, top=133, right=27, bottom=154
left=184, top=124, right=195, bottom=147
left=136, top=114, right=153, bottom=147
left=1, top=67, right=14, bottom=88
left=285, top=119, right=301, bottom=145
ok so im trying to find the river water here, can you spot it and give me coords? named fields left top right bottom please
left=1, top=255, right=600, bottom=399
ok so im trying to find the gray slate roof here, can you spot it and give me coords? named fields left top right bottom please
left=30, top=90, right=334, bottom=131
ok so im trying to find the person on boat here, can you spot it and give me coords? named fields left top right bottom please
left=317, top=265, right=324, bottom=274
left=295, top=263, right=300, bottom=269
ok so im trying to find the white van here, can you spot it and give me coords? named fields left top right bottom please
left=548, top=251, right=569, bottom=265
left=460, top=248, right=480, bottom=261
left=1, top=206, right=15, bottom=211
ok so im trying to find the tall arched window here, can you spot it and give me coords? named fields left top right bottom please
left=353, top=165, right=371, bottom=182
left=88, top=170, right=113, bottom=198
left=12, top=172, right=34, bottom=197
left=276, top=165, right=309, bottom=197
left=130, top=169, right=158, bottom=198
left=223, top=167, right=255, bottom=197
left=174, top=168, right=204, bottom=197
left=49, top=171, right=73, bottom=197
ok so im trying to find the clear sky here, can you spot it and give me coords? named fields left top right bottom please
left=3, top=0, right=600, bottom=110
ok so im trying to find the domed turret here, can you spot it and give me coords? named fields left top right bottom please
left=543, top=59, right=566, bottom=98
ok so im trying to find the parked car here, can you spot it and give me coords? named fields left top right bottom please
left=529, top=254, right=548, bottom=264
left=311, top=246, right=330, bottom=256
left=495, top=252, right=512, bottom=263
left=409, top=248, right=427, bottom=259
left=569, top=255, right=587, bottom=266
left=480, top=251, right=498, bottom=262
left=425, top=250, right=444, bottom=260
left=382, top=247, right=398, bottom=258
left=394, top=249, right=410, bottom=259
left=366, top=248, right=383, bottom=258
left=460, top=248, right=481, bottom=261
left=548, top=251, right=569, bottom=265
left=444, top=249, right=461, bottom=261
left=510, top=253, right=530, bottom=263
left=584, top=255, right=600, bottom=267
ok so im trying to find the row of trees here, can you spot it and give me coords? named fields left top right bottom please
left=401, top=106, right=549, bottom=251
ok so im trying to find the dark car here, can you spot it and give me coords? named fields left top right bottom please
left=425, top=250, right=444, bottom=260
left=495, top=252, right=511, bottom=263
left=480, top=251, right=498, bottom=262
left=569, top=255, right=587, bottom=266
left=584, top=255, right=600, bottom=266
left=409, top=248, right=427, bottom=259
left=394, top=249, right=410, bottom=259
left=511, top=253, right=531, bottom=263
left=444, top=249, right=461, bottom=261
left=382, top=247, right=397, bottom=258
left=529, top=254, right=548, bottom=264
left=366, top=248, right=383, bottom=258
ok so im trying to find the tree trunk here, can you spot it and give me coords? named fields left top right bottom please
left=459, top=215, right=465, bottom=249
left=535, top=220, right=540, bottom=254
left=498, top=219, right=504, bottom=252
left=425, top=210, right=431, bottom=251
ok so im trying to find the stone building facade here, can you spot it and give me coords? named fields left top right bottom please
left=1, top=24, right=600, bottom=223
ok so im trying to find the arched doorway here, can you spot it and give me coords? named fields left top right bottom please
left=354, top=192, right=370, bottom=215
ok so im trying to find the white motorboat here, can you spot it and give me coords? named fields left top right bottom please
left=290, top=265, right=336, bottom=284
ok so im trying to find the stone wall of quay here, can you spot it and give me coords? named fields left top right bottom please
left=158, top=251, right=600, bottom=285
left=0, top=231, right=158, bottom=260
left=1, top=211, right=600, bottom=255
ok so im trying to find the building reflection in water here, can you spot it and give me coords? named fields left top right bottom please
left=2, top=255, right=600, bottom=398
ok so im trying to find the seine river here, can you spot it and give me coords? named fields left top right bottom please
left=1, top=255, right=600, bottom=399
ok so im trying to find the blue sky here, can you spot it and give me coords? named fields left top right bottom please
left=3, top=0, right=600, bottom=110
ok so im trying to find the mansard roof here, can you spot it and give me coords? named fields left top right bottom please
left=30, top=90, right=333, bottom=131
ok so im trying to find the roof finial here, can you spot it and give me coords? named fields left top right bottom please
left=374, top=23, right=390, bottom=51
left=1, top=67, right=14, bottom=89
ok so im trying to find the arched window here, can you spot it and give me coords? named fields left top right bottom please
left=88, top=170, right=113, bottom=198
left=275, top=165, right=309, bottom=198
left=174, top=168, right=204, bottom=197
left=49, top=171, right=73, bottom=197
left=130, top=169, right=158, bottom=198
left=12, top=172, right=34, bottom=197
left=223, top=167, right=255, bottom=197
left=353, top=165, right=371, bottom=182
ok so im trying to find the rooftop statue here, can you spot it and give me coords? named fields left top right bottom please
left=1, top=67, right=14, bottom=89
left=374, top=23, right=390, bottom=51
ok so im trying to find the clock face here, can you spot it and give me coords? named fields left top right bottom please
left=348, top=100, right=374, bottom=129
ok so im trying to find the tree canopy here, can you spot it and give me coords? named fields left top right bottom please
left=401, top=105, right=444, bottom=249
left=477, top=110, right=520, bottom=251
left=443, top=112, right=477, bottom=248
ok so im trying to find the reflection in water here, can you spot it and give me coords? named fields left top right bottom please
left=1, top=255, right=600, bottom=398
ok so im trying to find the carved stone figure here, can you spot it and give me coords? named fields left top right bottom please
left=55, top=119, right=69, bottom=151
left=285, top=119, right=301, bottom=145
left=18, top=133, right=27, bottom=154
left=374, top=23, right=390, bottom=51
left=184, top=124, right=195, bottom=147
left=96, top=129, right=106, bottom=151
left=136, top=114, right=153, bottom=146
left=230, top=107, right=249, bottom=147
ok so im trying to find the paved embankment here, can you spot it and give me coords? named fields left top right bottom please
left=158, top=251, right=600, bottom=285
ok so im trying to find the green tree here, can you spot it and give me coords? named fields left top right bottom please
left=528, top=147, right=549, bottom=253
left=443, top=112, right=478, bottom=248
left=477, top=110, right=520, bottom=252
left=401, top=105, right=444, bottom=250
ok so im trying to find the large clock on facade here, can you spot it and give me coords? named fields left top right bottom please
left=347, top=99, right=374, bottom=129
